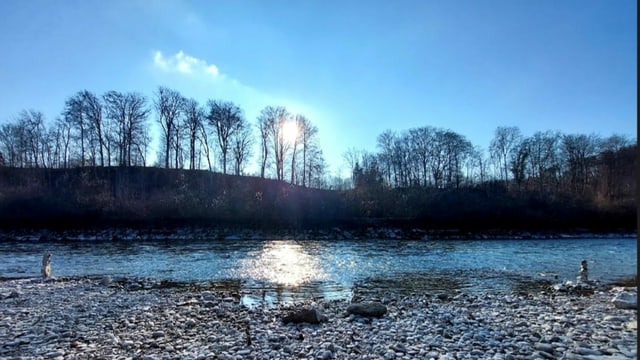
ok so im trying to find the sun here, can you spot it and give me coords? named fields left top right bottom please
left=282, top=120, right=299, bottom=144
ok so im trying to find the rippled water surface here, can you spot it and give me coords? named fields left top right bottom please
left=0, top=237, right=636, bottom=301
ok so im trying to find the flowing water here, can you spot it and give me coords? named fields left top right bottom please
left=0, top=237, right=636, bottom=304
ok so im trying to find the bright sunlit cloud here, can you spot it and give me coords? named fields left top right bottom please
left=153, top=50, right=219, bottom=77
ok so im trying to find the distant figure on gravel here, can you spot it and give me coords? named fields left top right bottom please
left=42, top=252, right=52, bottom=279
left=577, top=260, right=588, bottom=283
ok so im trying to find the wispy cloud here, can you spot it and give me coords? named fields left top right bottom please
left=153, top=50, right=219, bottom=77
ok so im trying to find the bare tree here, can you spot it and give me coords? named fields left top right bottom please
left=183, top=98, right=205, bottom=170
left=155, top=86, right=185, bottom=169
left=0, top=122, right=25, bottom=167
left=441, top=130, right=472, bottom=188
left=257, top=106, right=289, bottom=180
left=298, top=116, right=319, bottom=187
left=257, top=109, right=272, bottom=178
left=524, top=131, right=561, bottom=192
left=206, top=100, right=244, bottom=174
left=79, top=91, right=104, bottom=166
left=391, top=134, right=411, bottom=187
left=376, top=130, right=395, bottom=185
left=103, top=91, right=150, bottom=166
left=231, top=122, right=253, bottom=175
left=342, top=147, right=362, bottom=188
left=44, top=116, right=72, bottom=168
left=510, top=139, right=530, bottom=189
left=428, top=129, right=448, bottom=189
left=597, top=134, right=633, bottom=201
left=289, top=115, right=302, bottom=183
left=305, top=145, right=327, bottom=188
left=561, top=133, right=600, bottom=195
left=199, top=121, right=214, bottom=171
left=17, top=110, right=47, bottom=168
left=490, top=126, right=522, bottom=183
left=407, top=127, right=435, bottom=187
left=469, top=145, right=489, bottom=185
left=63, top=95, right=86, bottom=166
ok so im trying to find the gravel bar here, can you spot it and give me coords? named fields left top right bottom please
left=0, top=277, right=636, bottom=359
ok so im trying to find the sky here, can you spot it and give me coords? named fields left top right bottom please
left=0, top=0, right=636, bottom=177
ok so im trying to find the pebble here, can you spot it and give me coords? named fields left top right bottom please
left=0, top=278, right=636, bottom=359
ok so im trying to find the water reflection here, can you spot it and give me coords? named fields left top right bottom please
left=240, top=240, right=327, bottom=286
left=0, top=238, right=635, bottom=302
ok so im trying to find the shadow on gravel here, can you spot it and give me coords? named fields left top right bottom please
left=354, top=269, right=563, bottom=298
left=356, top=271, right=469, bottom=297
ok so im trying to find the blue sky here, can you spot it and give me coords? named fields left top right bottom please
left=0, top=0, right=636, bottom=176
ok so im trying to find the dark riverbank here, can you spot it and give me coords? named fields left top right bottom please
left=0, top=226, right=636, bottom=242
left=0, top=166, right=636, bottom=234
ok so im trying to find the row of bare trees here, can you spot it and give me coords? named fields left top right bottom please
left=490, top=126, right=635, bottom=201
left=0, top=90, right=152, bottom=169
left=345, top=125, right=635, bottom=203
left=345, top=127, right=482, bottom=189
left=153, top=86, right=253, bottom=174
left=257, top=106, right=326, bottom=187
left=0, top=86, right=327, bottom=187
left=153, top=87, right=326, bottom=183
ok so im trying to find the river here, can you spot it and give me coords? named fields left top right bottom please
left=0, top=237, right=636, bottom=304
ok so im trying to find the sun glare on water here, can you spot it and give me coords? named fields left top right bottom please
left=241, top=241, right=326, bottom=286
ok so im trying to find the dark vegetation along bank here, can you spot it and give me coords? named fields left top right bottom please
left=0, top=163, right=635, bottom=234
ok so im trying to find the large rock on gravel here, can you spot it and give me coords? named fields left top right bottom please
left=612, top=291, right=637, bottom=310
left=346, top=302, right=387, bottom=317
left=282, top=307, right=326, bottom=324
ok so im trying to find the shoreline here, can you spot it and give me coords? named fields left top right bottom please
left=1, top=277, right=636, bottom=359
left=0, top=226, right=636, bottom=242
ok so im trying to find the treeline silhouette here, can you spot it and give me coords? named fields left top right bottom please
left=346, top=127, right=635, bottom=205
left=0, top=152, right=635, bottom=232
left=0, top=86, right=636, bottom=233
left=0, top=86, right=327, bottom=187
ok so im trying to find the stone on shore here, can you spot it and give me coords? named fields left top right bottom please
left=282, top=307, right=326, bottom=324
left=612, top=291, right=637, bottom=310
left=346, top=301, right=387, bottom=317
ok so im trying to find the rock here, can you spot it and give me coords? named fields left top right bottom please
left=346, top=302, right=387, bottom=318
left=552, top=283, right=568, bottom=292
left=624, top=320, right=637, bottom=330
left=384, top=350, right=396, bottom=359
left=575, top=347, right=601, bottom=356
left=603, top=315, right=627, bottom=322
left=127, top=283, right=142, bottom=291
left=45, top=350, right=65, bottom=358
left=391, top=343, right=407, bottom=353
left=611, top=291, right=637, bottom=309
left=282, top=307, right=326, bottom=324
left=318, top=349, right=333, bottom=359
